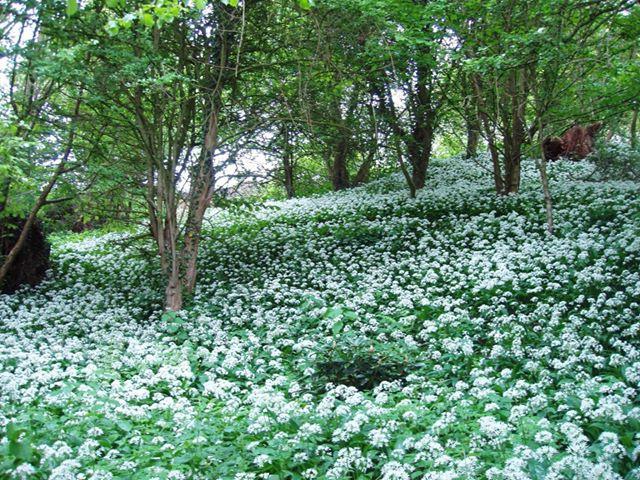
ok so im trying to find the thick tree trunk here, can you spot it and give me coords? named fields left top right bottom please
left=352, top=150, right=374, bottom=186
left=408, top=122, right=434, bottom=190
left=331, top=137, right=350, bottom=191
left=408, top=64, right=435, bottom=191
left=501, top=69, right=526, bottom=194
left=503, top=147, right=522, bottom=194
left=165, top=267, right=183, bottom=311
left=465, top=115, right=480, bottom=159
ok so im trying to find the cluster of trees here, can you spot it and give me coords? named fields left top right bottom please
left=1, top=0, right=638, bottom=309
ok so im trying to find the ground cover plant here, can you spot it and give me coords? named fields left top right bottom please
left=1, top=156, right=640, bottom=479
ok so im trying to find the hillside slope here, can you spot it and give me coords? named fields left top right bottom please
left=1, top=157, right=640, bottom=479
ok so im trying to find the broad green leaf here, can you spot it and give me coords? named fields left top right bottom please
left=332, top=321, right=343, bottom=335
left=66, top=0, right=78, bottom=16
left=142, top=13, right=154, bottom=27
left=9, top=440, right=32, bottom=461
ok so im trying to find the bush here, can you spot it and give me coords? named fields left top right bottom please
left=589, top=139, right=640, bottom=181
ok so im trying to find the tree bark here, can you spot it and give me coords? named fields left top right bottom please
left=501, top=69, right=526, bottom=194
left=537, top=118, right=554, bottom=235
left=631, top=107, right=638, bottom=149
left=465, top=114, right=480, bottom=159
left=408, top=121, right=434, bottom=190
left=396, top=138, right=416, bottom=199
left=352, top=150, right=375, bottom=186
left=282, top=125, right=295, bottom=198
left=472, top=75, right=504, bottom=194
left=407, top=64, right=435, bottom=190
left=331, top=136, right=350, bottom=191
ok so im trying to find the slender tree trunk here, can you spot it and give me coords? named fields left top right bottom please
left=631, top=107, right=638, bottom=149
left=396, top=138, right=416, bottom=199
left=182, top=154, right=214, bottom=296
left=472, top=75, right=504, bottom=193
left=282, top=126, right=295, bottom=198
left=537, top=118, right=554, bottom=235
left=536, top=158, right=554, bottom=235
left=463, top=77, right=480, bottom=159
left=180, top=98, right=219, bottom=303
left=374, top=79, right=416, bottom=196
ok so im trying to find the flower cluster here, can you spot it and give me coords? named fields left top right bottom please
left=1, top=156, right=639, bottom=479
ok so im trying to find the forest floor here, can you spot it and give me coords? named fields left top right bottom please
left=1, top=156, right=640, bottom=480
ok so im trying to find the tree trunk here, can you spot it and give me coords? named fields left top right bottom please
left=463, top=77, right=480, bottom=159
left=471, top=75, right=504, bottom=194
left=353, top=147, right=375, bottom=186
left=408, top=121, right=434, bottom=190
left=331, top=137, right=350, bottom=191
left=631, top=107, right=638, bottom=149
left=182, top=154, right=214, bottom=296
left=408, top=63, right=435, bottom=191
left=396, top=138, right=416, bottom=199
left=165, top=267, right=183, bottom=311
left=536, top=157, right=554, bottom=235
left=503, top=146, right=522, bottom=194
left=501, top=69, right=526, bottom=194
left=282, top=126, right=295, bottom=198
left=465, top=114, right=480, bottom=159
left=537, top=118, right=554, bottom=235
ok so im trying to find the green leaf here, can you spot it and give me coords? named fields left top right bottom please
left=161, top=311, right=178, bottom=322
left=229, top=0, right=239, bottom=6
left=9, top=440, right=32, bottom=461
left=299, top=0, right=313, bottom=9
left=194, top=0, right=206, bottom=9
left=325, top=307, right=342, bottom=319
left=66, top=0, right=78, bottom=16
left=116, top=420, right=133, bottom=432
left=142, top=13, right=154, bottom=27
left=6, top=423, right=23, bottom=442
left=332, top=321, right=343, bottom=336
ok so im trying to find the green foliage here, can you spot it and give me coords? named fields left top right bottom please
left=589, top=140, right=640, bottom=181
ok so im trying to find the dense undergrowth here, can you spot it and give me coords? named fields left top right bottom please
left=1, top=156, right=640, bottom=480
